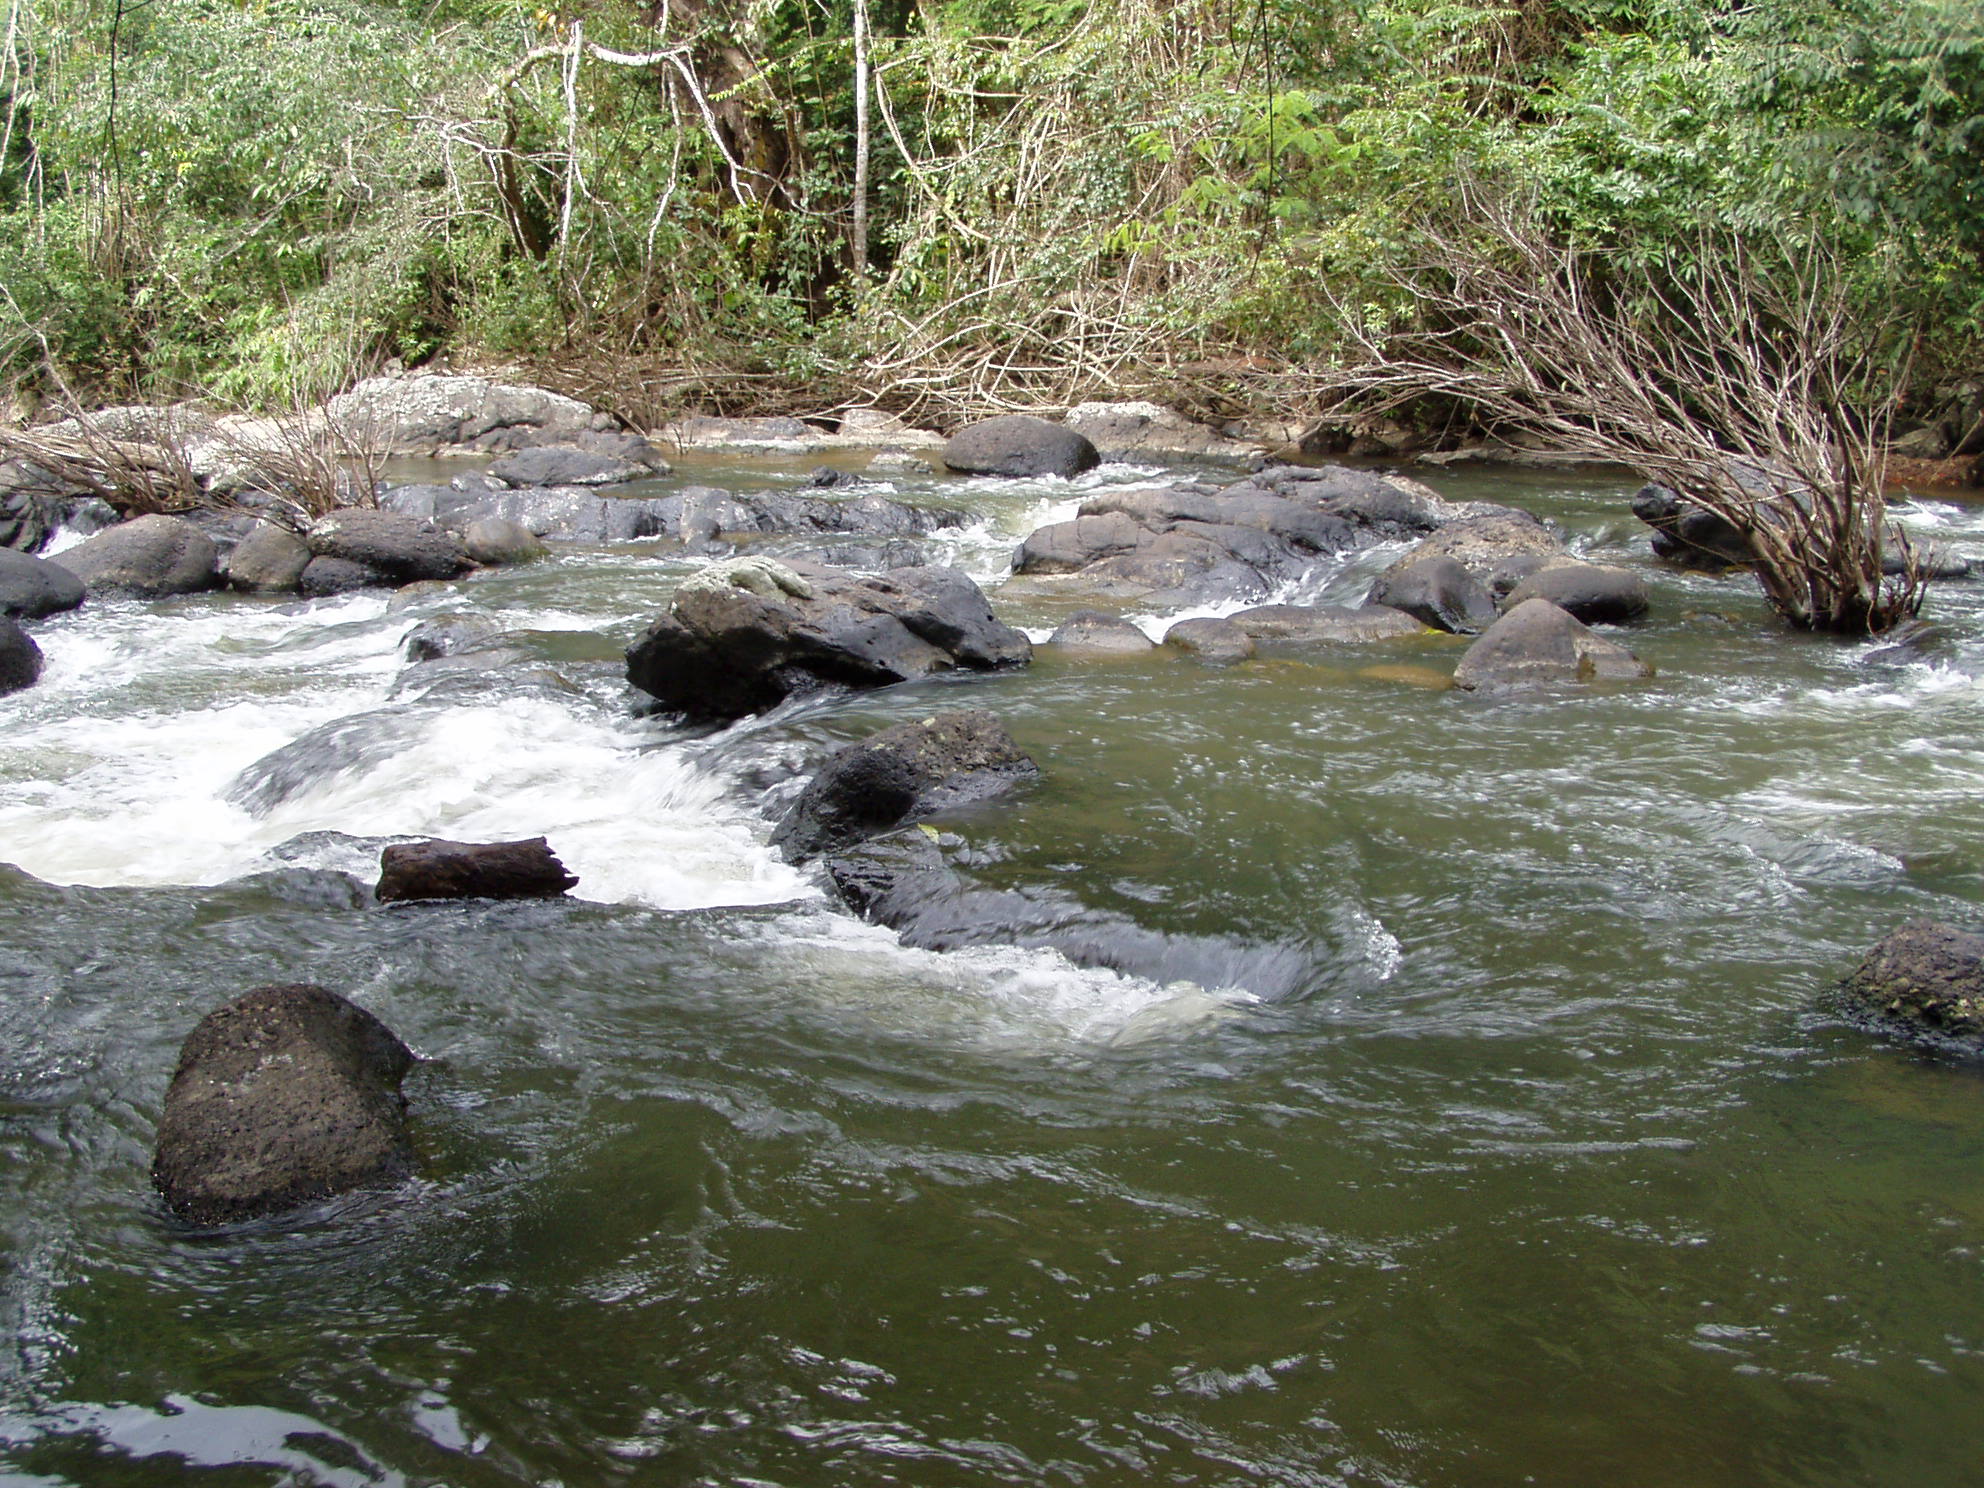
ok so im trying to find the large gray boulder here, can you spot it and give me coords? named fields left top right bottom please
left=1453, top=597, right=1653, bottom=692
left=943, top=415, right=1100, bottom=478
left=771, top=710, right=1038, bottom=861
left=1162, top=616, right=1255, bottom=663
left=325, top=373, right=608, bottom=455
left=306, top=509, right=470, bottom=584
left=1385, top=508, right=1565, bottom=583
left=1045, top=611, right=1158, bottom=654
left=0, top=615, right=42, bottom=694
left=625, top=557, right=1031, bottom=722
left=0, top=548, right=85, bottom=617
left=225, top=521, right=313, bottom=593
left=487, top=441, right=666, bottom=488
left=151, top=984, right=416, bottom=1226
left=49, top=514, right=220, bottom=597
left=1842, top=919, right=1984, bottom=1043
left=461, top=517, right=548, bottom=566
left=1229, top=604, right=1427, bottom=645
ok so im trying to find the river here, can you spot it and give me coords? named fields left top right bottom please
left=2, top=455, right=1982, bottom=1486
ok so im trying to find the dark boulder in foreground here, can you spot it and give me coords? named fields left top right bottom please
left=943, top=415, right=1100, bottom=479
left=376, top=836, right=578, bottom=903
left=1842, top=919, right=1984, bottom=1043
left=772, top=709, right=1039, bottom=861
left=50, top=514, right=220, bottom=597
left=151, top=983, right=416, bottom=1226
left=1453, top=598, right=1652, bottom=692
left=0, top=548, right=86, bottom=618
left=0, top=615, right=43, bottom=694
left=626, top=557, right=1031, bottom=723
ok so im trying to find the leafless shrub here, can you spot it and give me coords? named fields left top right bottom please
left=1321, top=186, right=1927, bottom=635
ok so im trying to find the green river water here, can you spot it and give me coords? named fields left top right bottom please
left=1, top=457, right=1981, bottom=1486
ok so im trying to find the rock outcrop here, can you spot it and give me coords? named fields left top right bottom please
left=151, top=984, right=417, bottom=1226
left=305, top=509, right=471, bottom=587
left=771, top=710, right=1039, bottom=861
left=325, top=373, right=610, bottom=455
left=626, top=558, right=1031, bottom=722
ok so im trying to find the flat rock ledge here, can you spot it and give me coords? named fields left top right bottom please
left=1842, top=919, right=1984, bottom=1044
left=152, top=984, right=416, bottom=1227
left=626, top=557, right=1031, bottom=723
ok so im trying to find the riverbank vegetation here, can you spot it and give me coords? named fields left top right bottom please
left=3, top=0, right=1978, bottom=418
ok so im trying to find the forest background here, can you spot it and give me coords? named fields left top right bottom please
left=1, top=0, right=1979, bottom=433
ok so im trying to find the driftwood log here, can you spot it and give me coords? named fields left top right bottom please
left=375, top=836, right=578, bottom=903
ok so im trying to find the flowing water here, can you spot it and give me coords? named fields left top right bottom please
left=3, top=454, right=1984, bottom=1487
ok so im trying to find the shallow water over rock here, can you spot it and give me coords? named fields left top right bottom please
left=4, top=455, right=1984, bottom=1486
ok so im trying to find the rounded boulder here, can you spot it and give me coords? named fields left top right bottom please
left=49, top=514, right=220, bottom=598
left=0, top=548, right=85, bottom=618
left=943, top=415, right=1100, bottom=479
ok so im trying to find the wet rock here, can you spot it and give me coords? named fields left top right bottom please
left=868, top=450, right=935, bottom=474
left=1254, top=464, right=1466, bottom=534
left=663, top=414, right=825, bottom=453
left=401, top=613, right=505, bottom=662
left=798, top=539, right=928, bottom=571
left=325, top=373, right=607, bottom=455
left=1860, top=620, right=1950, bottom=669
left=151, top=983, right=416, bottom=1227
left=1453, top=597, right=1653, bottom=692
left=0, top=615, right=42, bottom=694
left=675, top=487, right=962, bottom=547
left=1885, top=539, right=1971, bottom=581
left=48, top=514, right=221, bottom=598
left=462, top=517, right=547, bottom=566
left=824, top=830, right=1314, bottom=1000
left=1842, top=919, right=1984, bottom=1043
left=626, top=558, right=1031, bottom=722
left=299, top=555, right=391, bottom=597
left=1502, top=561, right=1650, bottom=625
left=1229, top=604, right=1427, bottom=645
left=1632, top=484, right=1753, bottom=569
left=228, top=706, right=424, bottom=812
left=1046, top=611, right=1157, bottom=654
left=1014, top=511, right=1148, bottom=574
left=943, top=415, right=1100, bottom=478
left=382, top=481, right=675, bottom=543
left=1365, top=554, right=1496, bottom=634
left=487, top=444, right=662, bottom=488
left=771, top=710, right=1038, bottom=861
left=1162, top=616, right=1255, bottom=663
left=1, top=486, right=74, bottom=552
left=225, top=521, right=312, bottom=593
left=306, top=509, right=470, bottom=584
left=0, top=548, right=85, bottom=617
left=375, top=836, right=578, bottom=903
left=805, top=465, right=865, bottom=488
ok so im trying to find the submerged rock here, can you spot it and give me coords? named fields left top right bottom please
left=1162, top=616, right=1255, bottom=663
left=375, top=836, right=578, bottom=903
left=1452, top=598, right=1653, bottom=692
left=943, top=415, right=1100, bottom=479
left=771, top=709, right=1039, bottom=861
left=625, top=558, right=1031, bottom=722
left=1228, top=604, right=1427, bottom=645
left=50, top=514, right=220, bottom=598
left=0, top=548, right=85, bottom=618
left=401, top=612, right=505, bottom=662
left=151, top=983, right=416, bottom=1226
left=1046, top=611, right=1157, bottom=654
left=0, top=615, right=43, bottom=694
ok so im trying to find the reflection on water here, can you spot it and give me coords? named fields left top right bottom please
left=3, top=459, right=1984, bottom=1485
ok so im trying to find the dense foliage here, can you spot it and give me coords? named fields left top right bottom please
left=1, top=0, right=1979, bottom=415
